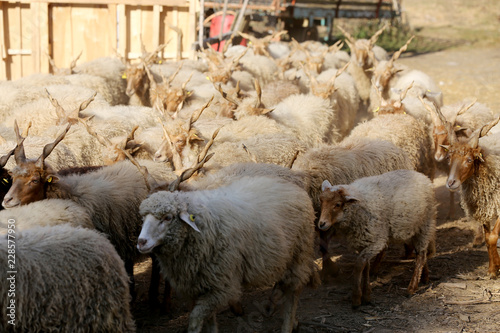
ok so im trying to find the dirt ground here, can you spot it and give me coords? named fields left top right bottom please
left=131, top=2, right=500, bottom=332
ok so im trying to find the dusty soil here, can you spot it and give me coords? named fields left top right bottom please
left=131, top=2, right=500, bottom=332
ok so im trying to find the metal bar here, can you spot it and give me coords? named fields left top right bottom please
left=231, top=0, right=249, bottom=35
left=199, top=0, right=205, bottom=49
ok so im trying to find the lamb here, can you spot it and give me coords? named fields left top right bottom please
left=137, top=175, right=319, bottom=332
left=318, top=169, right=437, bottom=307
left=0, top=224, right=135, bottom=332
left=441, top=116, right=500, bottom=278
left=291, top=137, right=413, bottom=276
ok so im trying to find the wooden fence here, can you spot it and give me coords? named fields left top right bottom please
left=0, top=0, right=197, bottom=80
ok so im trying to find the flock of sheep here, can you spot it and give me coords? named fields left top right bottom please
left=0, top=23, right=499, bottom=332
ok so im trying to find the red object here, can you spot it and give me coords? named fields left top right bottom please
left=209, top=14, right=247, bottom=51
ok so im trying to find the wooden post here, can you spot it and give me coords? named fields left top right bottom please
left=152, top=5, right=161, bottom=50
left=31, top=1, right=49, bottom=74
left=117, top=4, right=127, bottom=60
left=0, top=1, right=7, bottom=79
left=188, top=0, right=196, bottom=58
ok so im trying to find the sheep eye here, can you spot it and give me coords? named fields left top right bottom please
left=31, top=179, right=39, bottom=185
left=467, top=158, right=473, bottom=164
left=335, top=203, right=342, bottom=208
left=163, top=214, right=173, bottom=222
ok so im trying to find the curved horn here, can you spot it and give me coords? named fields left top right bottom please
left=35, top=123, right=72, bottom=169
left=337, top=25, right=356, bottom=45
left=13, top=120, right=27, bottom=164
left=388, top=35, right=415, bottom=68
left=450, top=99, right=477, bottom=125
left=0, top=147, right=15, bottom=168
left=479, top=116, right=500, bottom=138
left=369, top=22, right=389, bottom=46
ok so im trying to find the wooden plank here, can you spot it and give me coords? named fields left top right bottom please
left=5, top=1, right=188, bottom=7
left=117, top=4, right=127, bottom=59
left=0, top=1, right=7, bottom=79
left=188, top=0, right=196, bottom=58
left=152, top=5, right=161, bottom=48
left=31, top=2, right=48, bottom=73
left=108, top=4, right=118, bottom=56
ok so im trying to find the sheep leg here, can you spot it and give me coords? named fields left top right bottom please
left=408, top=251, right=427, bottom=295
left=421, top=262, right=430, bottom=284
left=204, top=313, right=218, bottom=333
left=473, top=222, right=485, bottom=247
left=484, top=218, right=500, bottom=279
left=352, top=257, right=368, bottom=308
left=370, top=249, right=386, bottom=276
left=162, top=280, right=172, bottom=314
left=125, top=259, right=136, bottom=301
left=280, top=287, right=301, bottom=333
left=361, top=261, right=372, bottom=305
left=188, top=298, right=219, bottom=333
left=319, top=230, right=339, bottom=278
left=149, top=254, right=161, bottom=306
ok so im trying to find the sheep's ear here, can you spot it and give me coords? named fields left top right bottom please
left=180, top=211, right=201, bottom=233
left=439, top=144, right=450, bottom=152
left=455, top=127, right=470, bottom=137
left=344, top=195, right=359, bottom=204
left=321, top=180, right=333, bottom=192
left=425, top=91, right=442, bottom=101
left=338, top=187, right=358, bottom=204
left=46, top=174, right=59, bottom=184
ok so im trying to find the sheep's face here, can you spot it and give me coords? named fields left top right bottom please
left=318, top=181, right=358, bottom=232
left=124, top=64, right=146, bottom=97
left=352, top=40, right=371, bottom=68
left=138, top=192, right=200, bottom=254
left=432, top=126, right=449, bottom=162
left=445, top=142, right=482, bottom=192
left=310, top=81, right=336, bottom=100
left=2, top=163, right=57, bottom=208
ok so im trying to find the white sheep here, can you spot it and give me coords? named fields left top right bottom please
left=0, top=224, right=135, bottom=332
left=0, top=198, right=92, bottom=233
left=318, top=169, right=437, bottom=307
left=345, top=113, right=435, bottom=180
left=291, top=137, right=413, bottom=277
left=137, top=176, right=319, bottom=332
left=73, top=56, right=128, bottom=105
left=268, top=93, right=341, bottom=146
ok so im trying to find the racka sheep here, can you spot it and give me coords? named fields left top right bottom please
left=318, top=169, right=437, bottom=307
left=0, top=224, right=135, bottom=332
left=137, top=176, right=319, bottom=332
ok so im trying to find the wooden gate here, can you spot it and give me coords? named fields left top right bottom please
left=0, top=0, right=197, bottom=80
